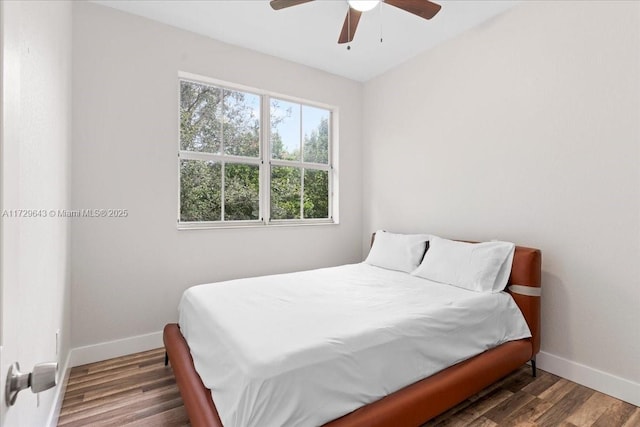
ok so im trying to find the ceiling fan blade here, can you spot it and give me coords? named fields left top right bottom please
left=270, top=0, right=314, bottom=11
left=384, top=0, right=441, bottom=20
left=338, top=8, right=362, bottom=44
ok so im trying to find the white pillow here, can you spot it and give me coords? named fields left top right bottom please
left=411, top=236, right=515, bottom=293
left=365, top=231, right=430, bottom=273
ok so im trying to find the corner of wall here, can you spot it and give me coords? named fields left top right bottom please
left=45, top=350, right=72, bottom=427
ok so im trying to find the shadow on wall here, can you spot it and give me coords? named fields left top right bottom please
left=540, top=270, right=569, bottom=356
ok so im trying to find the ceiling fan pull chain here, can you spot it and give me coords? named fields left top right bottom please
left=347, top=6, right=352, bottom=50
left=379, top=1, right=383, bottom=43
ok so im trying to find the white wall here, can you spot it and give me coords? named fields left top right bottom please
left=0, top=1, right=72, bottom=425
left=363, top=0, right=639, bottom=402
left=71, top=3, right=363, bottom=349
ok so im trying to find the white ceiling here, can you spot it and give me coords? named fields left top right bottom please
left=92, top=0, right=519, bottom=82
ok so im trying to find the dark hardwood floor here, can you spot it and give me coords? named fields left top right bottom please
left=58, top=348, right=640, bottom=427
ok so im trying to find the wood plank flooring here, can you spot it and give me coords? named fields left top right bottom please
left=58, top=348, right=639, bottom=427
left=58, top=349, right=188, bottom=426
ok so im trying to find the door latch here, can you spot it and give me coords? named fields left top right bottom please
left=5, top=361, right=57, bottom=406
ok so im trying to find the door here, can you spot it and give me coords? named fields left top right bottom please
left=1, top=1, right=24, bottom=424
left=1, top=1, right=28, bottom=424
left=0, top=1, right=72, bottom=425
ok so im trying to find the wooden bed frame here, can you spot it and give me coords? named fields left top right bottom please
left=164, top=239, right=541, bottom=427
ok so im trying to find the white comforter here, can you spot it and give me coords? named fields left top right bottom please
left=178, top=263, right=531, bottom=427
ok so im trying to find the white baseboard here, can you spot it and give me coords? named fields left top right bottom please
left=69, top=330, right=163, bottom=367
left=537, top=351, right=640, bottom=406
left=46, top=351, right=71, bottom=427
left=45, top=331, right=162, bottom=425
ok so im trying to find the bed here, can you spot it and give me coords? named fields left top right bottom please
left=164, top=233, right=541, bottom=427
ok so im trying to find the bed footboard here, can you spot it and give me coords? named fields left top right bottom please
left=325, top=339, right=531, bottom=427
left=164, top=323, right=222, bottom=427
left=165, top=322, right=531, bottom=427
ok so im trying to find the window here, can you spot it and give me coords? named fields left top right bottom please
left=178, top=74, right=334, bottom=227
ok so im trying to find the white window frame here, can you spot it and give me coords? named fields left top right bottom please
left=177, top=72, right=337, bottom=230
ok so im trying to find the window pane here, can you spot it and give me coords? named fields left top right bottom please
left=180, top=160, right=221, bottom=222
left=302, top=106, right=329, bottom=164
left=303, top=169, right=329, bottom=219
left=224, top=163, right=260, bottom=221
left=223, top=90, right=260, bottom=157
left=271, top=166, right=301, bottom=220
left=270, top=99, right=300, bottom=161
left=180, top=81, right=222, bottom=153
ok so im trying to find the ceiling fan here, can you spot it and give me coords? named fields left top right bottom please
left=269, top=0, right=442, bottom=44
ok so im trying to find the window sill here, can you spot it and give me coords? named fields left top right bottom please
left=177, top=219, right=337, bottom=231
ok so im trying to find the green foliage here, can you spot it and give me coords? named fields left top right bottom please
left=180, top=160, right=221, bottom=222
left=270, top=100, right=300, bottom=162
left=303, top=169, right=329, bottom=219
left=180, top=81, right=259, bottom=155
left=303, top=117, right=329, bottom=164
left=270, top=166, right=301, bottom=220
left=270, top=132, right=291, bottom=162
left=225, top=164, right=259, bottom=220
left=180, top=82, right=222, bottom=153
left=223, top=93, right=260, bottom=157
left=180, top=81, right=330, bottom=222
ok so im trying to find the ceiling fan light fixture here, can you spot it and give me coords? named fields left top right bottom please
left=347, top=0, right=380, bottom=12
